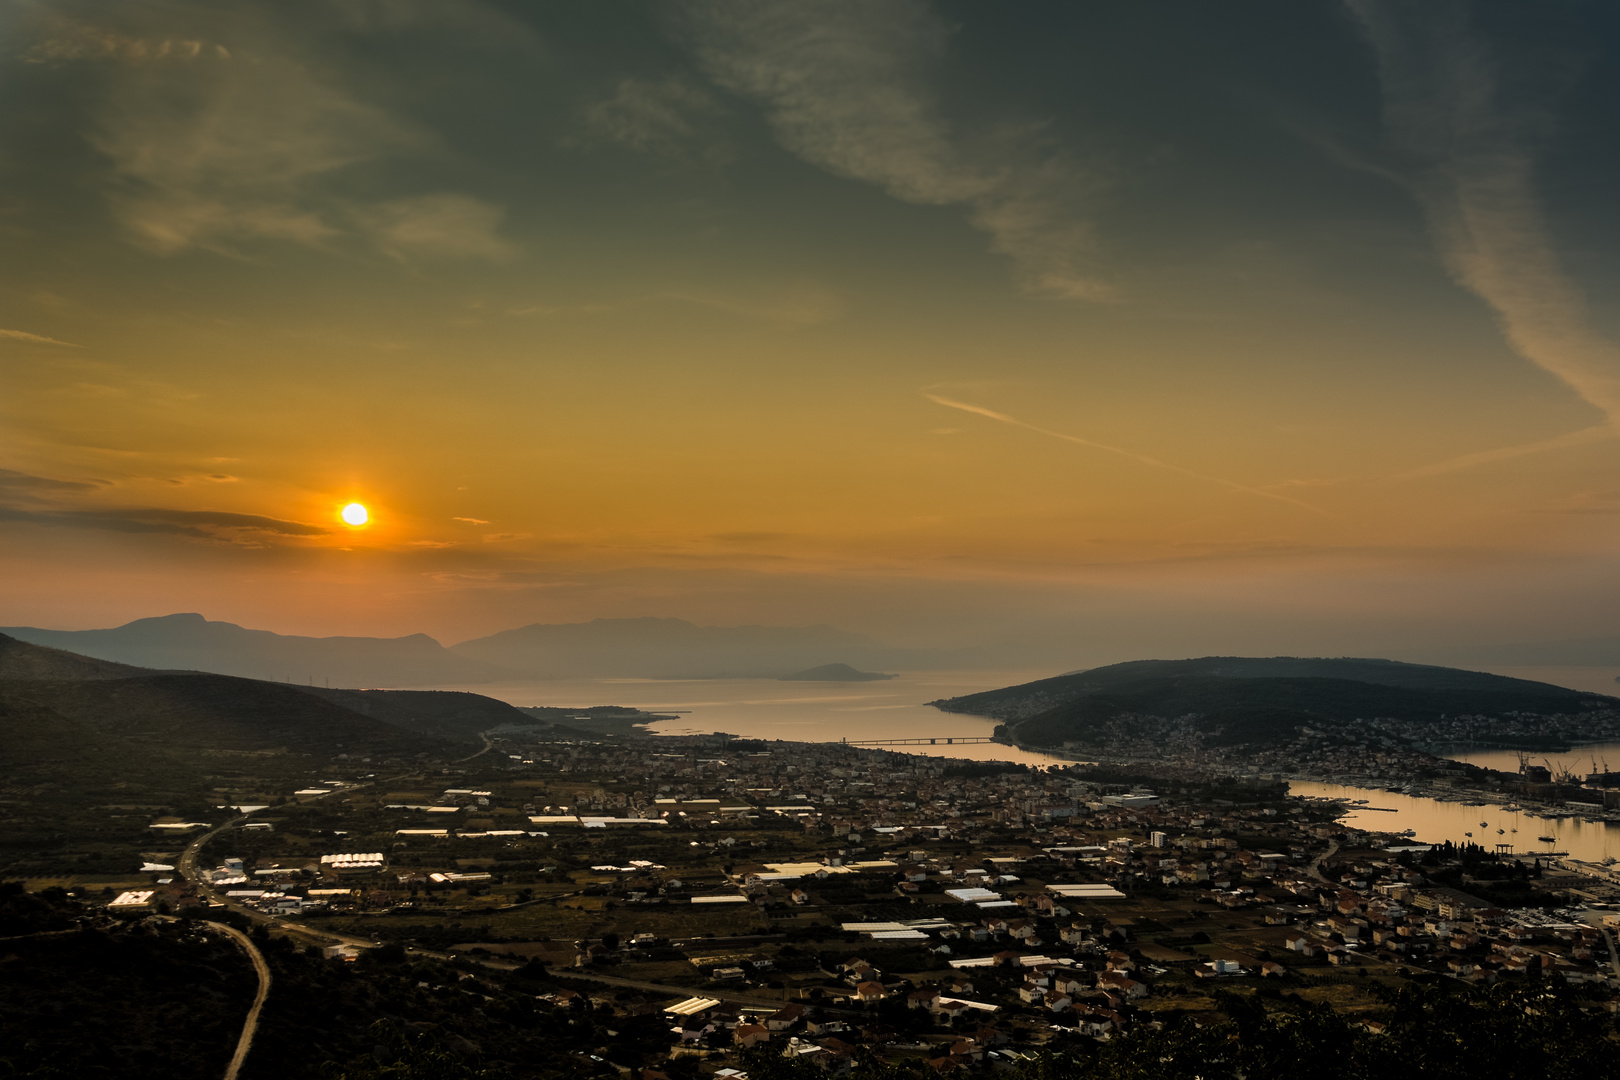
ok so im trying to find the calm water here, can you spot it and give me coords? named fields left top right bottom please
left=1446, top=740, right=1620, bottom=778
left=1289, top=781, right=1620, bottom=864
left=1474, top=665, right=1620, bottom=696
left=425, top=669, right=1076, bottom=766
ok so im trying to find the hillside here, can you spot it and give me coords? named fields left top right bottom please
left=1, top=672, right=453, bottom=760
left=297, top=686, right=599, bottom=741
left=933, top=657, right=1620, bottom=750
left=0, top=613, right=511, bottom=687
left=0, top=632, right=150, bottom=680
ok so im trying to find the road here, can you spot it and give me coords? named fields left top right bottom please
left=456, top=731, right=496, bottom=763
left=212, top=921, right=272, bottom=1080
left=174, top=801, right=378, bottom=952
left=1306, top=838, right=1341, bottom=883
left=1595, top=922, right=1620, bottom=980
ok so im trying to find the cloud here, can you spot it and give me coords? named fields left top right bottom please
left=353, top=194, right=519, bottom=262
left=52, top=9, right=515, bottom=261
left=164, top=473, right=242, bottom=486
left=675, top=0, right=1113, bottom=301
left=583, top=76, right=722, bottom=157
left=452, top=517, right=491, bottom=524
left=86, top=28, right=409, bottom=255
left=0, top=504, right=326, bottom=540
left=925, top=393, right=1328, bottom=516
left=1348, top=0, right=1620, bottom=424
left=0, top=329, right=81, bottom=347
left=23, top=25, right=226, bottom=64
left=0, top=469, right=106, bottom=494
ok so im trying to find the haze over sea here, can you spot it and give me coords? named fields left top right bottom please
left=426, top=668, right=1065, bottom=765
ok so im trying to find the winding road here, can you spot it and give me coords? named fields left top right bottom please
left=212, top=921, right=272, bottom=1080
left=1306, top=838, right=1341, bottom=883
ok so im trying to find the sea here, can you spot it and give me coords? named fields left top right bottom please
left=424, top=668, right=1070, bottom=767
left=426, top=663, right=1620, bottom=859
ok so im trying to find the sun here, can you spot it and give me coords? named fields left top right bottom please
left=340, top=502, right=370, bottom=527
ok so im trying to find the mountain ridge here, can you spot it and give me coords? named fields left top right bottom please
left=449, top=615, right=954, bottom=678
left=0, top=613, right=513, bottom=687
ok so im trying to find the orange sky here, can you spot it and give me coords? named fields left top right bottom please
left=3, top=1, right=1619, bottom=665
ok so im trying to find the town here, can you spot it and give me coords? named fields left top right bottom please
left=65, top=730, right=1620, bottom=1076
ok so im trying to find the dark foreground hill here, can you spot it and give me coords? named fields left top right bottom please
left=297, top=686, right=598, bottom=741
left=0, top=635, right=460, bottom=875
left=933, top=656, right=1620, bottom=750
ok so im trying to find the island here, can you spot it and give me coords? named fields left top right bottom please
left=777, top=662, right=896, bottom=682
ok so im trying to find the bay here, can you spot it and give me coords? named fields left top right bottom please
left=1289, top=780, right=1620, bottom=865
left=1445, top=740, right=1620, bottom=779
left=422, top=668, right=1077, bottom=767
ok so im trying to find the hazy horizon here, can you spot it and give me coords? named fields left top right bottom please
left=5, top=2, right=1620, bottom=664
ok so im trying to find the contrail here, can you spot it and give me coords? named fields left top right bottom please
left=924, top=393, right=1329, bottom=516
left=1391, top=424, right=1617, bottom=481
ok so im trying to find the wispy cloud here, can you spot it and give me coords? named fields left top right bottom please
left=1348, top=0, right=1620, bottom=425
left=39, top=10, right=517, bottom=262
left=452, top=516, right=490, bottom=524
left=353, top=194, right=519, bottom=262
left=0, top=329, right=81, bottom=347
left=582, top=76, right=726, bottom=162
left=0, top=504, right=326, bottom=540
left=0, top=469, right=107, bottom=495
left=925, top=393, right=1328, bottom=516
left=24, top=25, right=228, bottom=64
left=676, top=0, right=1114, bottom=302
left=86, top=30, right=405, bottom=255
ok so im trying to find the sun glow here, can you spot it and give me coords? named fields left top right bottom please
left=340, top=502, right=370, bottom=527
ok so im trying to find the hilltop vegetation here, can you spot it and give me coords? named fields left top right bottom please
left=298, top=686, right=599, bottom=742
left=934, top=657, right=1619, bottom=751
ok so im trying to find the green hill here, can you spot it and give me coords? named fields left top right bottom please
left=298, top=686, right=599, bottom=741
left=933, top=656, right=1620, bottom=750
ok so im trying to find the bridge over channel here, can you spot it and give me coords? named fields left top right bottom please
left=840, top=736, right=999, bottom=746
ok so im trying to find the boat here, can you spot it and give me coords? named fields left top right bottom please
left=1538, top=835, right=1557, bottom=843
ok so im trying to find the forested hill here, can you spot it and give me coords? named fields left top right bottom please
left=932, top=657, right=1619, bottom=750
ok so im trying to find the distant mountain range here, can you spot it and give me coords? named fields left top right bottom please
left=450, top=616, right=951, bottom=678
left=0, top=613, right=507, bottom=688
left=6, top=612, right=1617, bottom=691
left=933, top=656, right=1620, bottom=750
left=0, top=613, right=959, bottom=684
